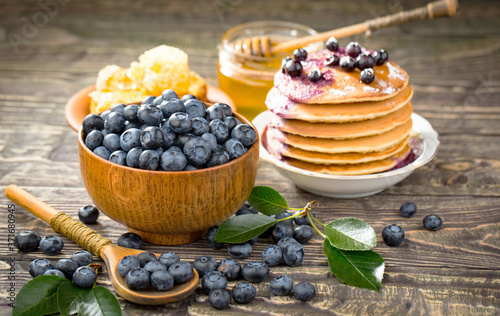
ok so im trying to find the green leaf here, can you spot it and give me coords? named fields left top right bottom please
left=323, top=239, right=384, bottom=292
left=12, top=275, right=69, bottom=316
left=325, top=217, right=377, bottom=251
left=247, top=186, right=289, bottom=215
left=58, top=282, right=121, bottom=316
left=215, top=214, right=277, bottom=243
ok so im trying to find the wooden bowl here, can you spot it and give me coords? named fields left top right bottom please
left=77, top=114, right=259, bottom=245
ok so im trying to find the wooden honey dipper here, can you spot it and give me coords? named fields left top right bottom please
left=234, top=0, right=458, bottom=57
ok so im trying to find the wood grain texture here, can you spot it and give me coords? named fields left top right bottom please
left=0, top=0, right=499, bottom=315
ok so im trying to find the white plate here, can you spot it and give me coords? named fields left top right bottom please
left=253, top=111, right=440, bottom=198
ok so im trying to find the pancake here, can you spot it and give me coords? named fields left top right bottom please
left=270, top=102, right=412, bottom=139
left=284, top=143, right=411, bottom=176
left=266, top=85, right=413, bottom=123
left=268, top=119, right=412, bottom=154
left=282, top=137, right=409, bottom=165
left=274, top=49, right=409, bottom=104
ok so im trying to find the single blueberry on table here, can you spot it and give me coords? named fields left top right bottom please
left=191, top=116, right=210, bottom=136
left=193, top=256, right=218, bottom=278
left=78, top=205, right=99, bottom=224
left=140, top=126, right=163, bottom=150
left=382, top=224, right=405, bottom=246
left=103, top=133, right=121, bottom=152
left=120, top=128, right=142, bottom=152
left=123, top=104, right=140, bottom=122
left=272, top=221, right=294, bottom=243
left=231, top=124, right=256, bottom=148
left=151, top=270, right=174, bottom=291
left=118, top=255, right=141, bottom=278
left=14, top=230, right=41, bottom=252
left=138, top=149, right=160, bottom=170
left=117, top=232, right=143, bottom=249
left=294, top=225, right=314, bottom=244
left=283, top=242, right=305, bottom=267
left=137, top=252, right=157, bottom=267
left=143, top=261, right=167, bottom=273
left=28, top=258, right=54, bottom=277
left=73, top=266, right=97, bottom=289
left=241, top=261, right=270, bottom=283
left=126, top=147, right=143, bottom=168
left=206, top=226, right=223, bottom=249
left=183, top=137, right=212, bottom=166
left=216, top=258, right=241, bottom=281
left=423, top=214, right=443, bottom=231
left=293, top=282, right=316, bottom=301
left=55, top=258, right=79, bottom=279
left=224, top=138, right=246, bottom=160
left=184, top=99, right=207, bottom=118
left=232, top=281, right=256, bottom=304
left=137, top=103, right=164, bottom=126
left=160, top=147, right=187, bottom=171
left=82, top=114, right=104, bottom=134
left=168, top=261, right=194, bottom=284
left=270, top=275, right=293, bottom=296
left=400, top=202, right=417, bottom=218
left=39, top=236, right=64, bottom=255
left=159, top=252, right=180, bottom=269
left=104, top=111, right=126, bottom=134
left=228, top=242, right=252, bottom=259
left=209, top=288, right=231, bottom=309
left=93, top=146, right=111, bottom=160
left=169, top=112, right=192, bottom=134
left=206, top=104, right=226, bottom=121
left=85, top=130, right=104, bottom=151
left=43, top=269, right=66, bottom=278
left=109, top=150, right=127, bottom=166
left=71, top=251, right=93, bottom=267
left=202, top=271, right=228, bottom=294
left=261, top=244, right=283, bottom=267
left=125, top=267, right=150, bottom=290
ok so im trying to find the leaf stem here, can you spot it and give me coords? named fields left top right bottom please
left=311, top=214, right=326, bottom=227
left=308, top=211, right=326, bottom=239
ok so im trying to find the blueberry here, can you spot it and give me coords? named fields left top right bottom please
left=356, top=52, right=375, bottom=70
left=105, top=112, right=126, bottom=134
left=201, top=132, right=217, bottom=152
left=78, top=205, right=99, bottom=224
left=82, top=114, right=104, bottom=134
left=295, top=211, right=315, bottom=226
left=160, top=147, right=187, bottom=171
left=126, top=147, right=143, bottom=168
left=55, top=258, right=78, bottom=279
left=162, top=89, right=179, bottom=101
left=325, top=36, right=339, bottom=51
left=217, top=258, right=241, bottom=281
left=205, top=148, right=229, bottom=168
left=120, top=128, right=142, bottom=151
left=272, top=221, right=294, bottom=243
left=189, top=117, right=209, bottom=137
left=209, top=288, right=231, bottom=309
left=281, top=56, right=292, bottom=72
left=217, top=103, right=233, bottom=117
left=151, top=270, right=174, bottom=291
left=228, top=242, right=252, bottom=259
left=193, top=256, right=218, bottom=278
left=43, top=269, right=66, bottom=278
left=231, top=124, right=256, bottom=148
left=176, top=133, right=195, bottom=149
left=293, top=48, right=308, bottom=61
left=202, top=271, right=228, bottom=294
left=241, top=261, right=269, bottom=283
left=103, top=133, right=121, bottom=152
left=270, top=275, right=293, bottom=296
left=210, top=119, right=229, bottom=144
left=308, top=69, right=323, bottom=82
left=100, top=110, right=111, bottom=121
left=137, top=252, right=157, bottom=267
left=183, top=137, right=212, bottom=166
left=184, top=164, right=198, bottom=171
left=360, top=68, right=375, bottom=84
left=160, top=99, right=185, bottom=119
left=118, top=255, right=141, bottom=277
left=85, top=130, right=104, bottom=151
left=141, top=95, right=156, bottom=105
left=29, top=258, right=54, bottom=277
left=261, top=245, right=282, bottom=267
left=159, top=252, right=180, bottom=269
left=374, top=49, right=389, bottom=65
left=232, top=282, right=256, bottom=304
left=181, top=94, right=197, bottom=102
left=168, top=261, right=194, bottom=284
left=137, top=104, right=164, bottom=126
left=71, top=251, right=93, bottom=267
left=109, top=150, right=127, bottom=165
left=124, top=121, right=141, bottom=131
left=423, top=214, right=443, bottom=230
left=224, top=116, right=241, bottom=131
left=144, top=261, right=167, bottom=274
left=152, top=95, right=164, bottom=106
left=140, top=126, right=163, bottom=150
left=117, top=232, right=143, bottom=249
left=324, top=54, right=340, bottom=67
left=159, top=122, right=177, bottom=148
left=110, top=103, right=126, bottom=115
left=346, top=41, right=362, bottom=58
left=236, top=204, right=258, bottom=216
left=277, top=237, right=300, bottom=251
left=169, top=112, right=192, bottom=134
left=14, top=230, right=40, bottom=252
left=73, top=266, right=97, bottom=289
left=39, top=236, right=64, bottom=255
left=184, top=99, right=207, bottom=118
left=283, top=242, right=305, bottom=267
left=224, top=139, right=246, bottom=160
left=294, top=225, right=313, bottom=244
left=275, top=211, right=294, bottom=225
left=340, top=56, right=356, bottom=72
left=126, top=267, right=150, bottom=290
left=93, top=146, right=111, bottom=160
left=206, top=226, right=224, bottom=249
left=382, top=224, right=405, bottom=246
left=139, top=149, right=160, bottom=170
left=284, top=59, right=303, bottom=77
left=123, top=104, right=140, bottom=122
left=206, top=104, right=226, bottom=121
left=399, top=202, right=417, bottom=218
left=293, top=282, right=316, bottom=301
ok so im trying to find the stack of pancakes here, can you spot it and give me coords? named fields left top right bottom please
left=264, top=49, right=413, bottom=175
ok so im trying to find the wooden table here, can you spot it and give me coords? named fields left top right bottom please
left=1, top=0, right=499, bottom=315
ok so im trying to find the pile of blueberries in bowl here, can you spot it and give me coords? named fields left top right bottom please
left=82, top=89, right=257, bottom=171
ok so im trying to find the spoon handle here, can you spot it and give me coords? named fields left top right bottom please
left=5, top=185, right=111, bottom=256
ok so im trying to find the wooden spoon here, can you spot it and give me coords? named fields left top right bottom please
left=5, top=185, right=199, bottom=305
left=234, top=0, right=459, bottom=57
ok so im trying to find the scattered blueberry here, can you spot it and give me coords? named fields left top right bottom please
left=209, top=288, right=231, bottom=309
left=423, top=214, right=443, bottom=231
left=308, top=69, right=323, bottom=82
left=325, top=36, right=339, bottom=52
left=168, top=261, right=194, bottom=284
left=261, top=245, right=282, bottom=267
left=340, top=56, right=356, bottom=72
left=293, top=282, right=316, bottom=301
left=382, top=224, right=405, bottom=246
left=294, top=225, right=314, bottom=244
left=14, top=230, right=41, bottom=252
left=217, top=258, right=241, bottom=281
left=85, top=130, right=104, bottom=151
left=193, top=256, right=218, bottom=278
left=151, top=270, right=174, bottom=291
left=43, top=269, right=66, bottom=278
left=82, top=114, right=104, bottom=134
left=228, top=242, right=252, bottom=259
left=272, top=221, right=294, bottom=243
left=78, top=205, right=99, bottom=224
left=39, top=236, right=64, bottom=255
left=360, top=68, right=375, bottom=84
left=71, top=251, right=93, bottom=267
left=293, top=48, right=308, bottom=61
left=117, top=232, right=143, bottom=249
left=346, top=41, right=362, bottom=58
left=241, top=261, right=269, bottom=283
left=269, top=275, right=293, bottom=296
left=283, top=242, right=305, bottom=267
left=284, top=59, right=303, bottom=77
left=125, top=267, right=150, bottom=290
left=159, top=252, right=180, bottom=269
left=206, top=226, right=224, bottom=249
left=73, top=266, right=97, bottom=289
left=374, top=49, right=389, bottom=65
left=118, top=255, right=141, bottom=278
left=202, top=271, right=228, bottom=294
left=399, top=202, right=417, bottom=218
left=29, top=258, right=54, bottom=277
left=55, top=258, right=78, bottom=279
left=232, top=282, right=256, bottom=304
